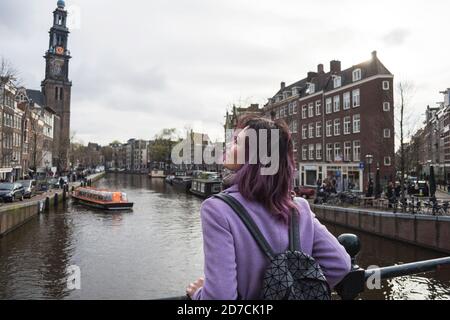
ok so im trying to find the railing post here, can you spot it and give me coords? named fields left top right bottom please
left=335, top=234, right=366, bottom=300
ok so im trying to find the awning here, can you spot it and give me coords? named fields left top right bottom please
left=0, top=168, right=13, bottom=174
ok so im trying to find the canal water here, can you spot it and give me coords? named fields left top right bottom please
left=1, top=174, right=450, bottom=300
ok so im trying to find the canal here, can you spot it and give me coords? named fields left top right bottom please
left=1, top=173, right=450, bottom=300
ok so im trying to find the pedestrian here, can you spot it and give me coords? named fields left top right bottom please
left=59, top=177, right=65, bottom=189
left=186, top=115, right=350, bottom=300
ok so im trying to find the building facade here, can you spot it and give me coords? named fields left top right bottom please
left=263, top=51, right=395, bottom=191
left=410, top=89, right=450, bottom=182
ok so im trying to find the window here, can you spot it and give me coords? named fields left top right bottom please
left=289, top=103, right=293, bottom=115
left=326, top=144, right=333, bottom=161
left=309, top=123, right=314, bottom=138
left=353, top=141, right=361, bottom=162
left=334, top=119, right=341, bottom=136
left=334, top=143, right=341, bottom=160
left=302, top=125, right=307, bottom=139
left=307, top=83, right=315, bottom=94
left=344, top=142, right=351, bottom=161
left=302, top=105, right=307, bottom=119
left=326, top=98, right=332, bottom=114
left=293, top=140, right=298, bottom=152
left=309, top=144, right=315, bottom=160
left=353, top=114, right=361, bottom=133
left=333, top=76, right=341, bottom=88
left=352, top=68, right=362, bottom=82
left=275, top=108, right=280, bottom=119
left=316, top=122, right=322, bottom=138
left=292, top=120, right=298, bottom=133
left=316, top=144, right=323, bottom=160
left=352, top=89, right=360, bottom=107
left=343, top=92, right=351, bottom=110
left=384, top=156, right=392, bottom=166
left=308, top=103, right=314, bottom=118
left=344, top=116, right=351, bottom=134
left=383, top=81, right=390, bottom=90
left=383, top=102, right=390, bottom=112
left=384, top=128, right=391, bottom=138
left=293, top=102, right=298, bottom=114
left=315, top=100, right=321, bottom=116
left=333, top=95, right=340, bottom=112
left=302, top=145, right=307, bottom=160
left=326, top=120, right=332, bottom=137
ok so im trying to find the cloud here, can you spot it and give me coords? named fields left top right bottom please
left=382, top=28, right=411, bottom=46
left=0, top=0, right=450, bottom=146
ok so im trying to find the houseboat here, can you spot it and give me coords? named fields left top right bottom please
left=72, top=187, right=134, bottom=210
left=149, top=169, right=166, bottom=179
left=190, top=172, right=222, bottom=198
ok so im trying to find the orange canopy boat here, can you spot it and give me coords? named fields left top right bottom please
left=72, top=187, right=133, bottom=210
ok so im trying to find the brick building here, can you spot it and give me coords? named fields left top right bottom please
left=263, top=51, right=395, bottom=191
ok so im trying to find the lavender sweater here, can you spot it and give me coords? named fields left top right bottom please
left=192, top=185, right=351, bottom=300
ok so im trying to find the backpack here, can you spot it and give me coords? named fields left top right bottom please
left=214, top=193, right=331, bottom=300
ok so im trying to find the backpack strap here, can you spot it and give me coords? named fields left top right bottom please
left=213, top=193, right=275, bottom=260
left=289, top=208, right=300, bottom=252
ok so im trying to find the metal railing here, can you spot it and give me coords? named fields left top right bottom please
left=161, top=233, right=450, bottom=300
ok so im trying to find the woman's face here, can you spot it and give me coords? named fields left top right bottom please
left=223, top=126, right=248, bottom=171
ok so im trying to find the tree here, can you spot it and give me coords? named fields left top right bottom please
left=395, top=81, right=416, bottom=208
left=148, top=128, right=180, bottom=167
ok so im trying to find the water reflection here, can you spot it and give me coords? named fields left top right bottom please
left=0, top=173, right=449, bottom=300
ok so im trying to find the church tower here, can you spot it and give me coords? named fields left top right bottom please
left=41, top=0, right=72, bottom=171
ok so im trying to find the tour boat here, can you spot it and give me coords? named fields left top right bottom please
left=72, top=187, right=134, bottom=210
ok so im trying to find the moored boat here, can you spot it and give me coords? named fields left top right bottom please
left=72, top=187, right=134, bottom=210
left=190, top=172, right=222, bottom=198
left=172, top=176, right=192, bottom=192
left=149, top=169, right=166, bottom=179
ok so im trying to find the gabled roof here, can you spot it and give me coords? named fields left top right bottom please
left=269, top=52, right=393, bottom=101
left=26, top=89, right=45, bottom=106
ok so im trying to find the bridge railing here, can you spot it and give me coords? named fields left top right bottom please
left=160, top=233, right=450, bottom=300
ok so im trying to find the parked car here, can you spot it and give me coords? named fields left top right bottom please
left=16, top=180, right=37, bottom=199
left=48, top=178, right=60, bottom=189
left=295, top=186, right=316, bottom=199
left=0, top=183, right=25, bottom=203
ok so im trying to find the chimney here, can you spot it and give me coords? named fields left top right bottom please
left=330, top=60, right=341, bottom=74
left=281, top=82, right=285, bottom=90
left=372, top=50, right=377, bottom=59
left=317, top=64, right=324, bottom=73
left=307, top=72, right=317, bottom=81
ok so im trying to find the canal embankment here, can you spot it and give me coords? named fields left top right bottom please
left=0, top=172, right=106, bottom=238
left=312, top=204, right=450, bottom=254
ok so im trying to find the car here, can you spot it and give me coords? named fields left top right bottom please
left=295, top=186, right=316, bottom=199
left=48, top=178, right=60, bottom=189
left=0, top=183, right=25, bottom=203
left=16, top=180, right=37, bottom=199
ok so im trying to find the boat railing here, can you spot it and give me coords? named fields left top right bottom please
left=159, top=233, right=450, bottom=300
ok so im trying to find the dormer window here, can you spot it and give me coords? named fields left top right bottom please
left=333, top=76, right=341, bottom=88
left=352, top=69, right=362, bottom=82
left=292, top=88, right=299, bottom=96
left=306, top=83, right=315, bottom=95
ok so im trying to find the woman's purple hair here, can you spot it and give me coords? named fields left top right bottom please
left=232, top=115, right=296, bottom=223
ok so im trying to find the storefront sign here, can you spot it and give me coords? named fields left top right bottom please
left=359, top=162, right=365, bottom=170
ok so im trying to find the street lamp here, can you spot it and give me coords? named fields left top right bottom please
left=366, top=154, right=373, bottom=196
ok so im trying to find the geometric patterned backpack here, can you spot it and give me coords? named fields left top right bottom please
left=214, top=193, right=331, bottom=300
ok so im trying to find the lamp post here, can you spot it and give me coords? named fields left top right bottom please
left=365, top=154, right=373, bottom=196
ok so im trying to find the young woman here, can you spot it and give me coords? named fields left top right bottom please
left=187, top=116, right=351, bottom=300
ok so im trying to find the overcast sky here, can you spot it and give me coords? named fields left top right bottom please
left=1, top=0, right=449, bottom=145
